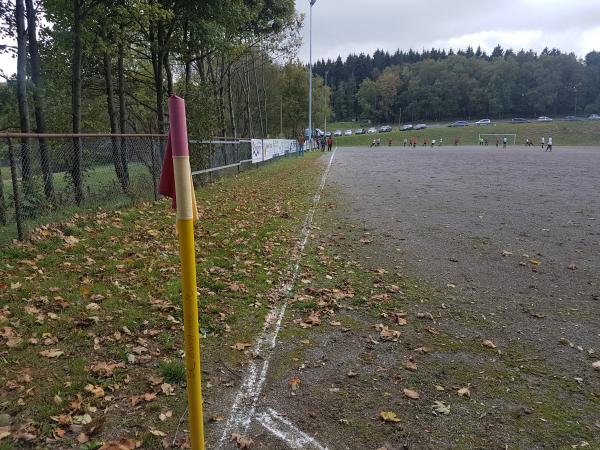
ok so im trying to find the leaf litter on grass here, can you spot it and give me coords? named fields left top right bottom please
left=0, top=155, right=325, bottom=448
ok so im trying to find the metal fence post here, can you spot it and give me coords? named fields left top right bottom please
left=0, top=151, right=6, bottom=226
left=7, top=138, right=24, bottom=240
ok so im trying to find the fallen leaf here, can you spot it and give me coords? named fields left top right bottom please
left=159, top=410, right=173, bottom=422
left=149, top=429, right=166, bottom=437
left=230, top=433, right=253, bottom=449
left=528, top=259, right=541, bottom=266
left=457, top=387, right=471, bottom=397
left=435, top=385, right=445, bottom=391
left=379, top=411, right=401, bottom=423
left=329, top=321, right=342, bottom=327
left=483, top=340, right=497, bottom=349
left=84, top=384, right=105, bottom=398
left=161, top=383, right=175, bottom=396
left=432, top=401, right=450, bottom=415
left=210, top=415, right=224, bottom=422
left=99, top=438, right=142, bottom=450
left=375, top=324, right=400, bottom=341
left=567, top=263, right=577, bottom=270
left=592, top=361, right=600, bottom=371
left=413, top=347, right=432, bottom=354
left=39, top=349, right=64, bottom=358
left=0, top=427, right=11, bottom=440
left=88, top=361, right=125, bottom=378
left=289, top=377, right=301, bottom=391
left=230, top=342, right=251, bottom=351
left=76, top=432, right=89, bottom=444
left=403, top=389, right=420, bottom=400
left=404, top=359, right=417, bottom=371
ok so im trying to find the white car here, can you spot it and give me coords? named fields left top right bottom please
left=588, top=114, right=600, bottom=120
left=475, top=119, right=491, bottom=125
left=367, top=127, right=377, bottom=134
left=537, top=116, right=553, bottom=122
left=344, top=129, right=352, bottom=136
left=333, top=130, right=342, bottom=137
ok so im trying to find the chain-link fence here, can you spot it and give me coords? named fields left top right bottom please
left=0, top=134, right=261, bottom=243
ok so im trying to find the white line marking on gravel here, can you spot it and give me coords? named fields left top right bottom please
left=218, top=150, right=337, bottom=448
left=256, top=408, right=329, bottom=450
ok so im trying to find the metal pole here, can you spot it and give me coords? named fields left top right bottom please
left=308, top=0, right=314, bottom=151
left=7, top=138, right=24, bottom=240
left=324, top=71, right=328, bottom=135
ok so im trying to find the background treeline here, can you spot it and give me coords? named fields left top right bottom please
left=0, top=0, right=331, bottom=140
left=314, top=46, right=600, bottom=124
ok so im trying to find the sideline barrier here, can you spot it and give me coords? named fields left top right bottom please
left=251, top=139, right=298, bottom=164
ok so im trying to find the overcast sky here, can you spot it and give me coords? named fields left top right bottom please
left=2, top=1, right=600, bottom=77
left=296, top=0, right=600, bottom=63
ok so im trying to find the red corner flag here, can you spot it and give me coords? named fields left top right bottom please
left=158, top=134, right=177, bottom=208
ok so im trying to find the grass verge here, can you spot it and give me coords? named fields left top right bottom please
left=0, top=153, right=324, bottom=449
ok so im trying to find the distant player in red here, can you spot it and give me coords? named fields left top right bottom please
left=496, top=137, right=499, bottom=148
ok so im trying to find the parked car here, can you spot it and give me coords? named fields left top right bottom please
left=400, top=124, right=413, bottom=131
left=537, top=116, right=553, bottom=122
left=564, top=116, right=579, bottom=121
left=511, top=118, right=529, bottom=124
left=475, top=119, right=491, bottom=125
left=588, top=114, right=600, bottom=120
left=324, top=131, right=332, bottom=137
left=333, top=130, right=343, bottom=137
left=379, top=125, right=392, bottom=132
left=344, top=129, right=353, bottom=136
left=355, top=128, right=366, bottom=135
left=448, top=121, right=469, bottom=127
left=304, top=128, right=324, bottom=138
left=414, top=124, right=427, bottom=130
left=367, top=127, right=378, bottom=134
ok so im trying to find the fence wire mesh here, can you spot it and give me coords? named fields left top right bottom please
left=0, top=135, right=258, bottom=243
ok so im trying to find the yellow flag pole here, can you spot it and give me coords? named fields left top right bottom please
left=164, top=95, right=204, bottom=449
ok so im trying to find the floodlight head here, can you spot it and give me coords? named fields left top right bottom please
left=310, top=0, right=317, bottom=5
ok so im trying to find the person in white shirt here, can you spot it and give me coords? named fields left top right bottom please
left=545, top=136, right=553, bottom=152
left=541, top=136, right=545, bottom=149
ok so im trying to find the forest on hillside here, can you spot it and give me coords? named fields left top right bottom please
left=314, top=46, right=600, bottom=124
left=0, top=0, right=331, bottom=141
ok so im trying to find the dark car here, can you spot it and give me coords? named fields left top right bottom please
left=379, top=125, right=392, bottom=132
left=355, top=128, right=366, bottom=135
left=448, top=121, right=469, bottom=127
left=564, top=116, right=579, bottom=121
left=511, top=118, right=529, bottom=124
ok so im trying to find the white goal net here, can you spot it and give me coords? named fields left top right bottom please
left=478, top=133, right=517, bottom=146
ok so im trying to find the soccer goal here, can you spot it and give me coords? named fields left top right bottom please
left=478, top=133, right=517, bottom=145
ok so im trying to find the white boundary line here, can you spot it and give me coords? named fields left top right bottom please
left=256, top=408, right=329, bottom=450
left=218, top=149, right=337, bottom=448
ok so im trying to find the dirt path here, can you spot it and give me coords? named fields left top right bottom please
left=217, top=146, right=600, bottom=449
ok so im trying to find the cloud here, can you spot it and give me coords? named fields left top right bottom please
left=296, top=0, right=600, bottom=62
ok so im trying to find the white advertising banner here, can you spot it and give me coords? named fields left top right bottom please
left=251, top=139, right=297, bottom=164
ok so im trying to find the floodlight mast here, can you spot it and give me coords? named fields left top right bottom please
left=308, top=0, right=317, bottom=149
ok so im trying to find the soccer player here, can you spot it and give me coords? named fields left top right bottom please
left=541, top=136, right=545, bottom=149
left=431, top=139, right=436, bottom=147
left=327, top=136, right=333, bottom=152
left=496, top=137, right=499, bottom=147
left=370, top=139, right=376, bottom=148
left=403, top=138, right=408, bottom=147
left=503, top=136, right=507, bottom=148
left=545, top=136, right=553, bottom=152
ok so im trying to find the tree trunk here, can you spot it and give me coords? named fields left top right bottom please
left=218, top=55, right=226, bottom=137
left=103, top=44, right=126, bottom=191
left=71, top=0, right=83, bottom=204
left=15, top=0, right=31, bottom=182
left=25, top=0, right=54, bottom=201
left=251, top=55, right=265, bottom=139
left=242, top=58, right=253, bottom=138
left=227, top=65, right=237, bottom=139
left=117, top=39, right=129, bottom=187
left=163, top=51, right=173, bottom=96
